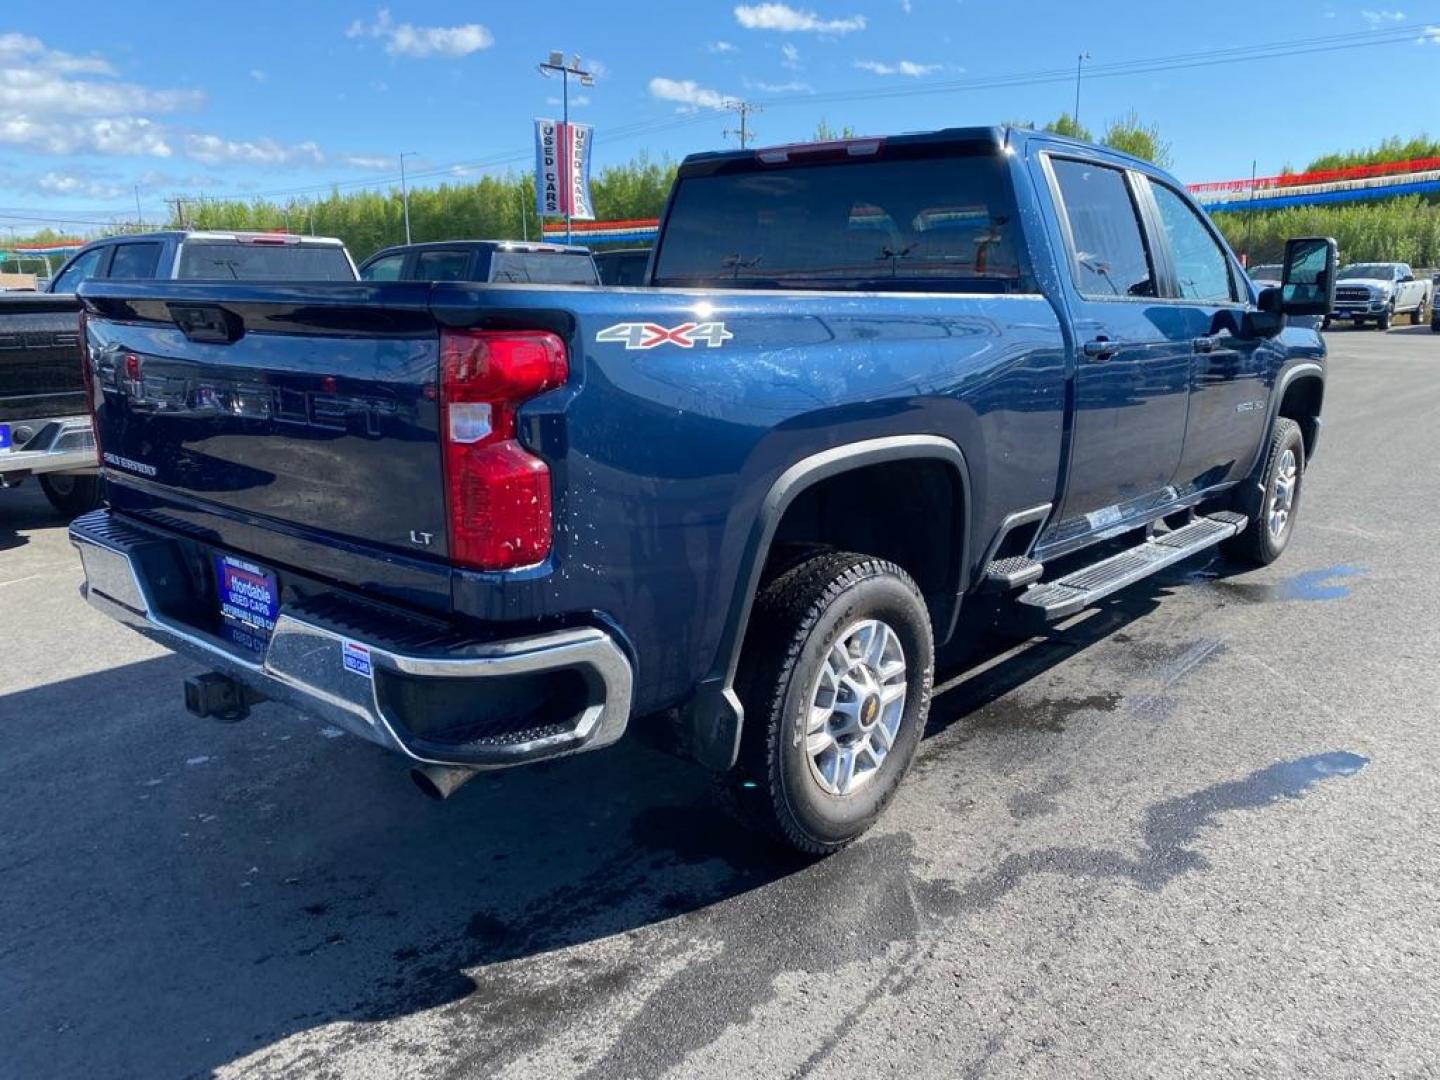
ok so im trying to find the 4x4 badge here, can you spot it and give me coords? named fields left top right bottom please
left=596, top=321, right=733, bottom=350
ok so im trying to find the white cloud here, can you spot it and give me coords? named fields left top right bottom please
left=249, top=69, right=267, bottom=83
left=648, top=77, right=731, bottom=110
left=782, top=43, right=801, bottom=68
left=708, top=40, right=737, bottom=53
left=733, top=4, right=866, bottom=34
left=36, top=170, right=126, bottom=200
left=1361, top=9, right=1406, bottom=23
left=0, top=115, right=174, bottom=157
left=854, top=59, right=940, bottom=76
left=546, top=95, right=591, bottom=107
left=1420, top=24, right=1440, bottom=42
left=347, top=9, right=494, bottom=58
left=341, top=153, right=393, bottom=169
left=183, top=133, right=325, bottom=166
left=900, top=0, right=912, bottom=11
left=749, top=79, right=812, bottom=93
left=0, top=36, right=201, bottom=116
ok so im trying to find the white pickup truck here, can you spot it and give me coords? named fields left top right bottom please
left=1328, top=262, right=1432, bottom=330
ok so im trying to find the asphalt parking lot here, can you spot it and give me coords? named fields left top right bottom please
left=3, top=324, right=1439, bottom=1080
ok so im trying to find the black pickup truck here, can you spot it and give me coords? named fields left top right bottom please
left=1, top=231, right=356, bottom=514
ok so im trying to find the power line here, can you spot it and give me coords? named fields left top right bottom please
left=723, top=100, right=762, bottom=149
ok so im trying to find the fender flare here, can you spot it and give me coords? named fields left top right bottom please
left=1248, top=361, right=1324, bottom=489
left=684, top=434, right=972, bottom=771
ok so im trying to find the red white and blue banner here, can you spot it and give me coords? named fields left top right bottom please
left=541, top=217, right=658, bottom=244
left=534, top=119, right=595, bottom=220
left=1190, top=157, right=1440, bottom=213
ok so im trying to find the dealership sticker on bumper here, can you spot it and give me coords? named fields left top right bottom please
left=342, top=640, right=372, bottom=678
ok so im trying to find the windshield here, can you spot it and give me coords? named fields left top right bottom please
left=1337, top=264, right=1396, bottom=281
left=176, top=241, right=355, bottom=281
left=652, top=147, right=1032, bottom=293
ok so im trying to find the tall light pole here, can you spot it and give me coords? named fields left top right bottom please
left=1074, top=52, right=1091, bottom=129
left=398, top=151, right=416, bottom=244
left=537, top=50, right=594, bottom=244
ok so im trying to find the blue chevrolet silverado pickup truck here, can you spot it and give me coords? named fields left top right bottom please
left=68, top=127, right=1336, bottom=854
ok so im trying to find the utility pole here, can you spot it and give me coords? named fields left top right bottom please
left=134, top=185, right=143, bottom=230
left=537, top=51, right=595, bottom=244
left=520, top=185, right=529, bottom=241
left=1243, top=158, right=1258, bottom=267
left=398, top=151, right=416, bottom=244
left=171, top=196, right=188, bottom=229
left=1074, top=52, right=1091, bottom=128
left=724, top=100, right=760, bottom=149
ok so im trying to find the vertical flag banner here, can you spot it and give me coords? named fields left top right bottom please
left=534, top=119, right=595, bottom=221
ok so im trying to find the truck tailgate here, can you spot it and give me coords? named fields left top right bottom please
left=80, top=282, right=451, bottom=610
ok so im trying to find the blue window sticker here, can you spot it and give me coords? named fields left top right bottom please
left=342, top=639, right=372, bottom=678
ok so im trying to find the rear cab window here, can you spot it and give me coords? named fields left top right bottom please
left=176, top=241, right=354, bottom=281
left=652, top=144, right=1033, bottom=293
left=489, top=251, right=599, bottom=285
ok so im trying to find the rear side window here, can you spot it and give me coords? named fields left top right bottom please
left=489, top=252, right=599, bottom=285
left=107, top=242, right=163, bottom=279
left=413, top=250, right=472, bottom=281
left=652, top=148, right=1031, bottom=292
left=360, top=253, right=405, bottom=281
left=1148, top=182, right=1236, bottom=303
left=177, top=242, right=355, bottom=281
left=1050, top=158, right=1155, bottom=299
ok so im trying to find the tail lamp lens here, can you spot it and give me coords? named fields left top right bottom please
left=439, top=329, right=568, bottom=570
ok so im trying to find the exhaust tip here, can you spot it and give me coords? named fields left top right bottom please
left=410, top=763, right=478, bottom=801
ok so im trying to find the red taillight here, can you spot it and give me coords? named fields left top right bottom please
left=439, top=329, right=568, bottom=570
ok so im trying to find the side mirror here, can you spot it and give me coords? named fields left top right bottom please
left=1279, top=236, right=1337, bottom=317
left=1400, top=274, right=1415, bottom=284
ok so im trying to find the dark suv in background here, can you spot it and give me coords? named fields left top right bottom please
left=358, top=240, right=599, bottom=285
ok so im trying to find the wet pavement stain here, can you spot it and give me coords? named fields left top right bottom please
left=950, top=751, right=1369, bottom=911
left=1216, top=565, right=1368, bottom=604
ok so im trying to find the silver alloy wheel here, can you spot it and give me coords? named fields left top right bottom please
left=804, top=618, right=907, bottom=797
left=1268, top=448, right=1299, bottom=539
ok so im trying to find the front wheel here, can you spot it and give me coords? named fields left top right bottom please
left=729, top=551, right=934, bottom=855
left=38, top=474, right=103, bottom=517
left=1224, top=418, right=1305, bottom=566
left=1377, top=303, right=1393, bottom=331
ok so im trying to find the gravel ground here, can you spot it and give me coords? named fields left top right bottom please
left=2, top=325, right=1438, bottom=1080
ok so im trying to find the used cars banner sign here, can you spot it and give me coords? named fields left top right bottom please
left=534, top=119, right=595, bottom=220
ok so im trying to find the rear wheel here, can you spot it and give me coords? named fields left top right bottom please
left=729, top=551, right=934, bottom=855
left=1414, top=293, right=1430, bottom=326
left=38, top=474, right=103, bottom=517
left=1224, top=418, right=1305, bottom=566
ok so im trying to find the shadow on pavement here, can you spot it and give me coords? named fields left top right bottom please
left=0, top=482, right=69, bottom=553
left=2, top=550, right=1265, bottom=1078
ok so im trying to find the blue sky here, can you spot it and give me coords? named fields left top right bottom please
left=3, top=1, right=1439, bottom=234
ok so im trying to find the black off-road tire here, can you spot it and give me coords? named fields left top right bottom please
left=38, top=474, right=103, bottom=517
left=1223, top=417, right=1305, bottom=566
left=728, top=551, right=934, bottom=856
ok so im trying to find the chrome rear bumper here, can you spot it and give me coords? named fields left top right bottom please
left=69, top=509, right=633, bottom=769
left=0, top=416, right=97, bottom=480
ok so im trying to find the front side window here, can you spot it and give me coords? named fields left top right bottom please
left=360, top=253, right=405, bottom=281
left=1050, top=158, right=1155, bottom=299
left=653, top=148, right=1031, bottom=293
left=106, top=242, right=163, bottom=279
left=51, top=247, right=106, bottom=293
left=1149, top=181, right=1236, bottom=303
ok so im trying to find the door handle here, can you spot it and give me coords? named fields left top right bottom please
left=1081, top=337, right=1117, bottom=362
left=1192, top=335, right=1217, bottom=354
